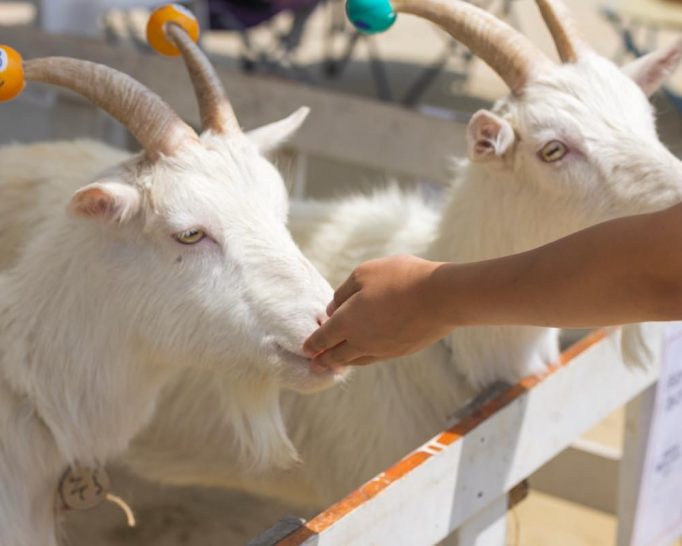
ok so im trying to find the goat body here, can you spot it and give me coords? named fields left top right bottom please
left=5, top=46, right=682, bottom=513
left=124, top=48, right=682, bottom=506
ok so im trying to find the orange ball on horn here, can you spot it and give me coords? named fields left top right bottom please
left=0, top=45, right=25, bottom=103
left=146, top=4, right=200, bottom=57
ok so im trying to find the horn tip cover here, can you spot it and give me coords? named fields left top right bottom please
left=346, top=0, right=397, bottom=34
left=0, top=45, right=25, bottom=103
left=147, top=4, right=200, bottom=57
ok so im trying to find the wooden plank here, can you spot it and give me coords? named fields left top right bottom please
left=277, top=328, right=661, bottom=546
left=0, top=26, right=467, bottom=183
left=616, top=386, right=657, bottom=546
left=451, top=496, right=508, bottom=546
left=530, top=439, right=621, bottom=514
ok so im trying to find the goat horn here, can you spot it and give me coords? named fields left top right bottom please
left=166, top=23, right=240, bottom=135
left=393, top=0, right=552, bottom=93
left=23, top=57, right=198, bottom=159
left=535, top=0, right=589, bottom=63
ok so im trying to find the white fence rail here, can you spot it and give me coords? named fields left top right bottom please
left=268, top=327, right=663, bottom=546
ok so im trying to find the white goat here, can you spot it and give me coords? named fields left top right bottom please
left=117, top=0, right=682, bottom=508
left=2, top=0, right=682, bottom=514
left=0, top=44, right=338, bottom=544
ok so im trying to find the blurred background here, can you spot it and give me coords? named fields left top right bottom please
left=3, top=0, right=682, bottom=200
left=2, top=1, right=682, bottom=545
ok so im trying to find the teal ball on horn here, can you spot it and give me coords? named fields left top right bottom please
left=345, top=0, right=397, bottom=34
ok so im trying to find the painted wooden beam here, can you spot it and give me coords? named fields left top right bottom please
left=616, top=385, right=657, bottom=546
left=276, top=328, right=660, bottom=546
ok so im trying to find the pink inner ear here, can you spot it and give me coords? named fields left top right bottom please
left=467, top=110, right=516, bottom=163
left=479, top=125, right=496, bottom=140
left=73, top=188, right=116, bottom=218
left=624, top=39, right=682, bottom=97
left=475, top=141, right=494, bottom=154
left=638, top=55, right=676, bottom=93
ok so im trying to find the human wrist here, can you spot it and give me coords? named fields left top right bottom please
left=420, top=261, right=467, bottom=329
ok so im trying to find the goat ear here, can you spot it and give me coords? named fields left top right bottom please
left=68, top=181, right=141, bottom=223
left=623, top=38, right=682, bottom=97
left=247, top=107, right=310, bottom=154
left=467, top=110, right=515, bottom=163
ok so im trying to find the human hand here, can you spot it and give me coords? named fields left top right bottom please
left=303, top=255, right=453, bottom=370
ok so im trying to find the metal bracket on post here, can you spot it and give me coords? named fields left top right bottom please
left=246, top=516, right=306, bottom=546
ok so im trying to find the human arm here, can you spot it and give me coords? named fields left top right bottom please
left=304, top=202, right=682, bottom=369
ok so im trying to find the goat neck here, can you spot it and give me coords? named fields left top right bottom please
left=0, top=288, right=63, bottom=545
left=0, top=229, right=185, bottom=544
left=427, top=164, right=594, bottom=263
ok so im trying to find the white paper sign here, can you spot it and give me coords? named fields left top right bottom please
left=633, top=323, right=682, bottom=546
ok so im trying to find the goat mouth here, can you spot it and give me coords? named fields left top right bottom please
left=275, top=346, right=344, bottom=383
left=276, top=346, right=315, bottom=369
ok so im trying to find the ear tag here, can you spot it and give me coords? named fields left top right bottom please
left=346, top=0, right=397, bottom=34
left=58, top=466, right=111, bottom=511
left=0, top=45, right=25, bottom=103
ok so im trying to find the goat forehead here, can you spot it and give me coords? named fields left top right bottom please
left=149, top=182, right=281, bottom=229
left=138, top=193, right=289, bottom=260
left=516, top=60, right=654, bottom=137
left=148, top=149, right=283, bottom=210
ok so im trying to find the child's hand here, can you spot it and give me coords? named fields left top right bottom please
left=303, top=255, right=453, bottom=370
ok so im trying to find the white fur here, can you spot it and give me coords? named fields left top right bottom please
left=2, top=41, right=682, bottom=518
left=0, top=108, right=337, bottom=543
left=121, top=47, right=682, bottom=506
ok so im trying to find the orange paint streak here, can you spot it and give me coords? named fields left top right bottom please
left=277, top=328, right=610, bottom=545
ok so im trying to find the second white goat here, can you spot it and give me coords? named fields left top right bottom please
left=123, top=0, right=682, bottom=507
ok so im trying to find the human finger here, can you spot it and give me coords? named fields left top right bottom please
left=327, top=271, right=362, bottom=316
left=303, top=313, right=348, bottom=356
left=347, top=355, right=381, bottom=367
left=312, top=341, right=364, bottom=368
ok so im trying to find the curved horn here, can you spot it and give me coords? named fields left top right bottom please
left=166, top=23, right=240, bottom=135
left=23, top=57, right=198, bottom=158
left=535, top=0, right=589, bottom=63
left=393, top=0, right=552, bottom=92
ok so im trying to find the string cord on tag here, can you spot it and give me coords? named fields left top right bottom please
left=106, top=493, right=136, bottom=527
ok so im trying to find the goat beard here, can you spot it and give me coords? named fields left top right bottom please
left=123, top=370, right=299, bottom=483
left=223, top=377, right=299, bottom=471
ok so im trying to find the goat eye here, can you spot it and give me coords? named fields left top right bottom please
left=539, top=141, right=568, bottom=163
left=174, top=228, right=205, bottom=245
